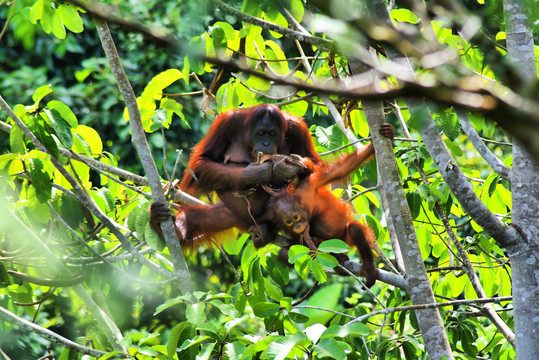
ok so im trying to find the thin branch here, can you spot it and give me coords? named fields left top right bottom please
left=66, top=0, right=175, bottom=48
left=456, top=109, right=512, bottom=181
left=0, top=305, right=128, bottom=358
left=208, top=0, right=333, bottom=50
left=95, top=20, right=194, bottom=293
left=0, top=96, right=172, bottom=280
left=349, top=296, right=513, bottom=324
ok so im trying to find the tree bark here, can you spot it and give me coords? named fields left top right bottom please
left=503, top=0, right=539, bottom=357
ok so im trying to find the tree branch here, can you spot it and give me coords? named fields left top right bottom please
left=95, top=20, right=195, bottom=293
left=456, top=109, right=512, bottom=181
left=0, top=305, right=128, bottom=358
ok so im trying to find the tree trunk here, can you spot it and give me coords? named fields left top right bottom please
left=503, top=1, right=539, bottom=357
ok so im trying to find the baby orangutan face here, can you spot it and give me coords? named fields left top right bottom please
left=274, top=196, right=309, bottom=235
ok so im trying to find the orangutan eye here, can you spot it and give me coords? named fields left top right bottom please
left=285, top=219, right=294, bottom=227
left=293, top=214, right=300, bottom=221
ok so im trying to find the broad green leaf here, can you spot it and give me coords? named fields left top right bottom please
left=9, top=125, right=25, bottom=154
left=135, top=208, right=150, bottom=238
left=266, top=253, right=290, bottom=286
left=315, top=125, right=343, bottom=149
left=27, top=158, right=52, bottom=203
left=311, top=259, right=327, bottom=283
left=294, top=254, right=312, bottom=279
left=223, top=232, right=248, bottom=255
left=402, top=340, right=418, bottom=360
left=267, top=333, right=304, bottom=360
left=314, top=338, right=347, bottom=360
left=288, top=0, right=304, bottom=23
left=196, top=342, right=216, bottom=360
left=391, top=9, right=420, bottom=24
left=58, top=193, right=84, bottom=229
left=72, top=125, right=102, bottom=155
left=211, top=26, right=227, bottom=51
left=302, top=283, right=343, bottom=327
left=224, top=342, right=245, bottom=360
left=288, top=311, right=309, bottom=324
left=30, top=0, right=44, bottom=23
left=32, top=85, right=53, bottom=107
left=264, top=278, right=284, bottom=301
left=42, top=109, right=73, bottom=149
left=144, top=222, right=165, bottom=252
left=40, top=4, right=53, bottom=34
left=288, top=244, right=310, bottom=263
left=316, top=253, right=339, bottom=268
left=30, top=116, right=59, bottom=158
left=47, top=100, right=78, bottom=128
left=406, top=191, right=422, bottom=219
left=58, top=4, right=83, bottom=33
left=186, top=302, right=207, bottom=325
left=208, top=299, right=240, bottom=318
left=51, top=11, right=66, bottom=39
left=252, top=302, right=280, bottom=318
left=318, top=239, right=350, bottom=253
left=154, top=294, right=193, bottom=315
left=444, top=138, right=464, bottom=157
left=142, top=69, right=183, bottom=102
left=161, top=98, right=187, bottom=127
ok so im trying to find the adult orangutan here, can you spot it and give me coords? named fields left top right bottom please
left=150, top=104, right=321, bottom=245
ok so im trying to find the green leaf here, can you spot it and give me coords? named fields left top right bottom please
left=316, top=253, right=339, bottom=268
left=318, top=239, right=350, bottom=253
left=51, top=10, right=66, bottom=39
left=186, top=302, right=207, bottom=325
left=267, top=333, right=304, bottom=360
left=127, top=205, right=143, bottom=232
left=30, top=116, right=59, bottom=158
left=311, top=260, right=327, bottom=283
left=47, top=100, right=78, bottom=128
left=196, top=342, right=216, bottom=360
left=211, top=26, right=227, bottom=51
left=58, top=4, right=83, bottom=33
left=402, top=340, right=418, bottom=360
left=264, top=278, right=284, bottom=301
left=314, top=338, right=347, bottom=360
left=288, top=0, right=304, bottom=23
left=28, top=158, right=52, bottom=203
left=406, top=192, right=422, bottom=219
left=224, top=342, right=245, bottom=360
left=288, top=245, right=310, bottom=263
left=72, top=125, right=103, bottom=155
left=315, top=125, right=343, bottom=149
left=42, top=109, right=73, bottom=149
left=29, top=0, right=44, bottom=24
left=208, top=299, right=240, bottom=318
left=417, top=184, right=435, bottom=203
left=161, top=98, right=187, bottom=127
left=252, top=302, right=280, bottom=318
left=32, top=85, right=53, bottom=107
left=58, top=193, right=84, bottom=229
left=144, top=222, right=166, bottom=252
left=391, top=9, right=420, bottom=24
left=444, top=138, right=464, bottom=157
left=294, top=254, right=312, bottom=280
left=9, top=125, right=26, bottom=154
left=288, top=311, right=309, bottom=324
left=266, top=253, right=289, bottom=286
left=135, top=208, right=150, bottom=238
left=154, top=294, right=192, bottom=315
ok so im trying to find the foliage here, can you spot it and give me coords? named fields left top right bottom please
left=0, top=0, right=534, bottom=359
